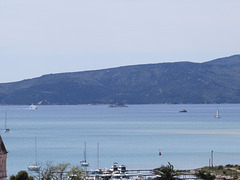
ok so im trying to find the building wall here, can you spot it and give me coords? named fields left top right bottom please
left=0, top=152, right=7, bottom=180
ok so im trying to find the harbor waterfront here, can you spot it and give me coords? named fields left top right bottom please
left=1, top=104, right=240, bottom=176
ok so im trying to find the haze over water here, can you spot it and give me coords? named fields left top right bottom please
left=1, top=104, right=240, bottom=176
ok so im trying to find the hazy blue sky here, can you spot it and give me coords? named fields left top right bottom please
left=0, top=0, right=239, bottom=83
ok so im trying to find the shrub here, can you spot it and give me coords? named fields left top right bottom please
left=196, top=170, right=215, bottom=180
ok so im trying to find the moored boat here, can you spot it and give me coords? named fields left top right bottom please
left=216, top=108, right=221, bottom=118
left=81, top=142, right=89, bottom=167
left=179, top=109, right=187, bottom=113
left=28, top=137, right=40, bottom=172
left=28, top=165, right=40, bottom=171
left=109, top=103, right=128, bottom=107
left=29, top=103, right=37, bottom=109
left=3, top=111, right=10, bottom=133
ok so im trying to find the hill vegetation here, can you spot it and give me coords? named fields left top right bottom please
left=1, top=55, right=240, bottom=105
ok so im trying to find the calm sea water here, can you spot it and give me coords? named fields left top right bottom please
left=1, top=104, right=240, bottom=176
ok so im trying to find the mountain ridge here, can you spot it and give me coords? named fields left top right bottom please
left=1, top=55, right=240, bottom=105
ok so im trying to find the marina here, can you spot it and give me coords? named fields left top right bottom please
left=87, top=163, right=155, bottom=180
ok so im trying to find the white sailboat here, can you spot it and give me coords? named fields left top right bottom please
left=29, top=103, right=37, bottom=109
left=80, top=142, right=89, bottom=167
left=28, top=137, right=40, bottom=171
left=3, top=111, right=10, bottom=133
left=215, top=108, right=221, bottom=118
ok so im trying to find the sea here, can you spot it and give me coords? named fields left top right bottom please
left=1, top=104, right=240, bottom=176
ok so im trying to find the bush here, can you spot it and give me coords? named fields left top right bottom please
left=196, top=170, right=215, bottom=180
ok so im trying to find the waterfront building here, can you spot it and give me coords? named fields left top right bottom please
left=0, top=136, right=7, bottom=180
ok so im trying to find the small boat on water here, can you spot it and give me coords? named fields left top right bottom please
left=179, top=109, right=187, bottom=113
left=81, top=161, right=89, bottom=167
left=108, top=163, right=129, bottom=180
left=216, top=108, right=221, bottom=118
left=28, top=137, right=40, bottom=172
left=81, top=142, right=89, bottom=167
left=28, top=165, right=40, bottom=171
left=110, top=162, right=119, bottom=172
left=109, top=103, right=128, bottom=108
left=3, top=129, right=10, bottom=133
left=3, top=111, right=10, bottom=133
left=29, top=103, right=37, bottom=109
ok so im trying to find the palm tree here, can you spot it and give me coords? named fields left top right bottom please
left=153, top=162, right=180, bottom=180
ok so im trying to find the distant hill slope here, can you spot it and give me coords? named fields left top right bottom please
left=1, top=55, right=240, bottom=105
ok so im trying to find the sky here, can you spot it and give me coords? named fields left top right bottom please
left=0, top=0, right=240, bottom=83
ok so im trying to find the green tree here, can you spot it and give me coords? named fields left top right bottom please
left=10, top=171, right=34, bottom=180
left=153, top=162, right=180, bottom=180
left=15, top=171, right=34, bottom=180
left=16, top=171, right=28, bottom=180
left=10, top=175, right=16, bottom=180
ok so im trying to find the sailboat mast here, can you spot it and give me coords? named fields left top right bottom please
left=84, top=142, right=87, bottom=162
left=28, top=137, right=40, bottom=172
left=211, top=150, right=214, bottom=168
left=216, top=107, right=221, bottom=118
left=35, top=137, right=38, bottom=166
left=5, top=111, right=7, bottom=129
left=80, top=142, right=89, bottom=167
left=97, top=142, right=99, bottom=169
